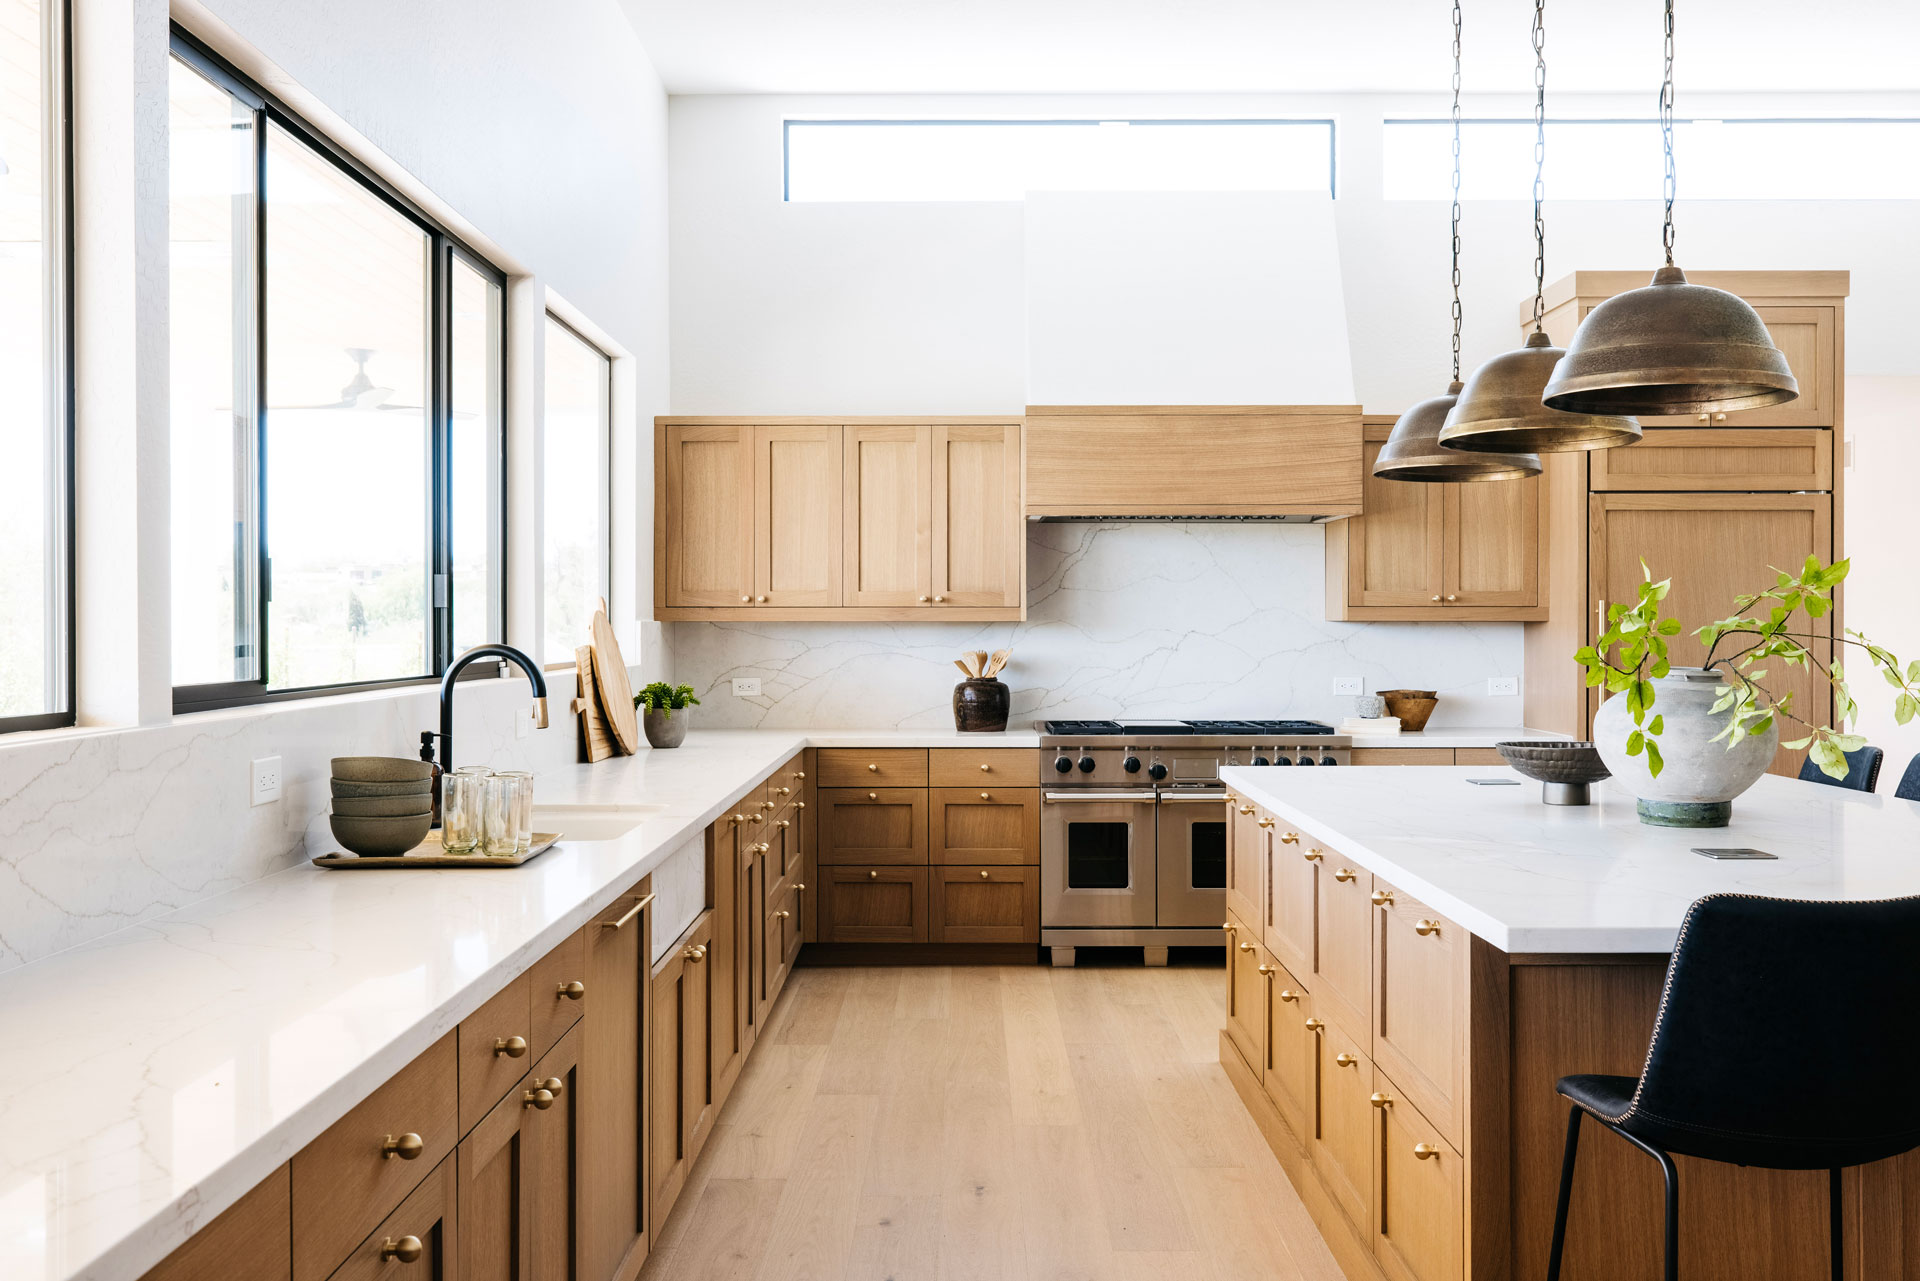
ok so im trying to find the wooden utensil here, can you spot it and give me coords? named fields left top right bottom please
left=954, top=659, right=975, bottom=678
left=986, top=648, right=1010, bottom=677
left=969, top=650, right=990, bottom=678
left=572, top=644, right=614, bottom=763
left=589, top=597, right=640, bottom=754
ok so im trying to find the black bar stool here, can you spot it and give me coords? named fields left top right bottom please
left=1895, top=754, right=1920, bottom=802
left=1547, top=893, right=1920, bottom=1281
left=1797, top=744, right=1883, bottom=792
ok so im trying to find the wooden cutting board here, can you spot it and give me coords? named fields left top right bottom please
left=573, top=644, right=615, bottom=763
left=589, top=598, right=640, bottom=754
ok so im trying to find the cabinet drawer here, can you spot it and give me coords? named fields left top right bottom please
left=1451, top=748, right=1507, bottom=767
left=1261, top=960, right=1314, bottom=1149
left=526, top=928, right=586, bottom=1059
left=929, top=864, right=1039, bottom=943
left=1375, top=1073, right=1464, bottom=1281
left=766, top=878, right=803, bottom=1001
left=929, top=787, right=1038, bottom=864
left=292, top=1033, right=457, bottom=1281
left=817, top=866, right=928, bottom=943
left=929, top=748, right=1043, bottom=786
left=1589, top=426, right=1833, bottom=492
left=1311, top=1020, right=1375, bottom=1234
left=1313, top=855, right=1373, bottom=1040
left=817, top=747, right=928, bottom=787
left=817, top=788, right=928, bottom=865
left=1265, top=824, right=1317, bottom=984
left=1224, top=917, right=1265, bottom=1075
left=1373, top=885, right=1467, bottom=1148
left=761, top=752, right=806, bottom=815
left=142, top=1165, right=290, bottom=1281
left=457, top=971, right=534, bottom=1134
left=1351, top=748, right=1453, bottom=766
left=324, top=1152, right=458, bottom=1281
left=1224, top=799, right=1267, bottom=940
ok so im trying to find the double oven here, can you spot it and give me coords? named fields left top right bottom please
left=1036, top=719, right=1350, bottom=965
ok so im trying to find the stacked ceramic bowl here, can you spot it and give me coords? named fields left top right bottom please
left=331, top=757, right=435, bottom=855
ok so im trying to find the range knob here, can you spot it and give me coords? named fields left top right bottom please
left=1077, top=755, right=1097, bottom=774
left=1321, top=755, right=1339, bottom=767
left=1147, top=762, right=1168, bottom=781
left=1275, top=756, right=1294, bottom=765
left=1251, top=755, right=1271, bottom=767
left=1298, top=755, right=1317, bottom=766
left=1122, top=755, right=1142, bottom=774
left=1053, top=755, right=1074, bottom=774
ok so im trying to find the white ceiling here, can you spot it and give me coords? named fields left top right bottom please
left=620, top=0, right=1920, bottom=98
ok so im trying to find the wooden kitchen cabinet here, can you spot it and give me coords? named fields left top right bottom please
left=844, top=423, right=932, bottom=608
left=817, top=747, right=928, bottom=788
left=527, top=1027, right=584, bottom=1281
left=1326, top=419, right=1544, bottom=621
left=1375, top=1076, right=1465, bottom=1281
left=709, top=814, right=749, bottom=1107
left=141, top=1165, right=289, bottom=1281
left=527, top=928, right=586, bottom=1060
left=650, top=913, right=715, bottom=1226
left=765, top=877, right=803, bottom=1002
left=1371, top=884, right=1466, bottom=1149
left=816, top=788, right=928, bottom=865
left=817, top=865, right=929, bottom=943
left=455, top=1066, right=536, bottom=1281
left=458, top=971, right=534, bottom=1135
left=754, top=424, right=843, bottom=606
left=1264, top=822, right=1317, bottom=983
left=1224, top=796, right=1266, bottom=936
left=929, top=788, right=1039, bottom=864
left=1262, top=961, right=1315, bottom=1147
left=328, top=1155, right=459, bottom=1281
left=578, top=880, right=652, bottom=1281
left=1313, top=1019, right=1377, bottom=1233
left=932, top=423, right=1023, bottom=608
left=659, top=423, right=753, bottom=608
left=1589, top=427, right=1834, bottom=492
left=928, top=865, right=1040, bottom=943
left=1224, top=915, right=1266, bottom=1073
left=1313, top=856, right=1373, bottom=1040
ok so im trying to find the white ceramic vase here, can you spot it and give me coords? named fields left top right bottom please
left=1591, top=667, right=1778, bottom=827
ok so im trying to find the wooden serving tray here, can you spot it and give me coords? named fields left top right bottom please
left=314, top=831, right=561, bottom=869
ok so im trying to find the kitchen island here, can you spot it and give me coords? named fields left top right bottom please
left=1214, top=763, right=1920, bottom=1281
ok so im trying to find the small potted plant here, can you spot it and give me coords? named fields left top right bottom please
left=1576, top=557, right=1914, bottom=826
left=634, top=683, right=701, bottom=749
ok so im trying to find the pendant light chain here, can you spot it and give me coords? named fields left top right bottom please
left=1529, top=0, right=1547, bottom=332
left=1450, top=0, right=1463, bottom=382
left=1660, top=0, right=1677, bottom=264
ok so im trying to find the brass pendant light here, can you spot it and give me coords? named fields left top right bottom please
left=1540, top=0, right=1797, bottom=416
left=1438, top=0, right=1641, bottom=455
left=1374, top=0, right=1541, bottom=484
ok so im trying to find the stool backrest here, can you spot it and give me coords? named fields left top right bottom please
left=1896, top=754, right=1920, bottom=802
left=1796, top=744, right=1883, bottom=792
left=1633, top=893, right=1920, bottom=1167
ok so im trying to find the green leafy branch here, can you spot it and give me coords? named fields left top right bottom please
left=1574, top=561, right=1677, bottom=776
left=635, top=682, right=701, bottom=717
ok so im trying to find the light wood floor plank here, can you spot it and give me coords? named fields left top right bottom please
left=750, top=1092, right=880, bottom=1281
left=1064, top=1042, right=1200, bottom=1254
left=817, top=968, right=904, bottom=1096
left=1001, top=967, right=1081, bottom=1126
left=1015, top=1121, right=1119, bottom=1281
left=702, top=1043, right=829, bottom=1181
left=640, top=1178, right=785, bottom=1281
left=845, top=1194, right=941, bottom=1281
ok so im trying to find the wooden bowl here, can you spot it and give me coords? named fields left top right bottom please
left=329, top=812, right=434, bottom=857
left=1378, top=691, right=1439, bottom=732
left=331, top=756, right=434, bottom=783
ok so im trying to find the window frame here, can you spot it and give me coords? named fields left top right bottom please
left=781, top=117, right=1340, bottom=202
left=3, top=0, right=76, bottom=735
left=168, top=28, right=508, bottom=714
left=539, top=311, right=613, bottom=670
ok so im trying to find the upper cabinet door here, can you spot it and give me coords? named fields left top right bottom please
left=1617, top=304, right=1838, bottom=429
left=662, top=425, right=753, bottom=607
left=1442, top=475, right=1540, bottom=608
left=1342, top=437, right=1446, bottom=609
left=753, top=425, right=843, bottom=607
left=843, top=425, right=932, bottom=608
left=931, top=424, right=1023, bottom=609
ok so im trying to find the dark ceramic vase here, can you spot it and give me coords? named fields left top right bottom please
left=952, top=678, right=1010, bottom=733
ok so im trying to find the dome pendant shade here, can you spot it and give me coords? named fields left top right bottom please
left=1540, top=265, right=1799, bottom=416
left=1373, top=382, right=1542, bottom=483
left=1439, top=331, right=1643, bottom=454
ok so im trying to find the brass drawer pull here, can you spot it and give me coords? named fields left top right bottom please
left=1279, top=832, right=1300, bottom=845
left=381, top=1132, right=425, bottom=1161
left=1238, top=805, right=1256, bottom=815
left=794, top=882, right=806, bottom=891
left=1333, top=868, right=1357, bottom=883
left=868, top=870, right=879, bottom=879
left=980, top=791, right=991, bottom=800
left=776, top=819, right=791, bottom=829
left=749, top=812, right=764, bottom=823
left=538, top=1076, right=564, bottom=1096
left=794, top=770, right=806, bottom=780
left=979, top=870, right=991, bottom=879
left=1334, top=1053, right=1359, bottom=1069
left=868, top=791, right=879, bottom=800
left=604, top=893, right=654, bottom=930
left=1222, top=921, right=1236, bottom=933
left=557, top=980, right=586, bottom=1001
left=682, top=944, right=707, bottom=962
left=729, top=813, right=748, bottom=825
left=1370, top=890, right=1394, bottom=906
left=1302, top=849, right=1323, bottom=862
left=494, top=1035, right=528, bottom=1059
left=1415, top=919, right=1442, bottom=937
left=980, top=763, right=992, bottom=772
left=1256, top=963, right=1273, bottom=976
left=776, top=786, right=792, bottom=796
left=1371, top=1092, right=1394, bottom=1109
left=1277, top=989, right=1299, bottom=1004
left=1304, top=1018, right=1325, bottom=1032
left=380, top=1236, right=425, bottom=1264
left=523, top=1087, right=555, bottom=1110
left=795, top=800, right=806, bottom=810
left=761, top=800, right=777, bottom=810
left=868, top=763, right=880, bottom=772
left=1414, top=1143, right=1441, bottom=1161
left=1237, top=941, right=1255, bottom=954
left=1257, top=818, right=1274, bottom=829
left=775, top=909, right=792, bottom=919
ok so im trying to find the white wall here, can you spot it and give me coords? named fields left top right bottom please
left=0, top=0, right=673, bottom=973
left=667, top=90, right=1920, bottom=732
left=1842, top=376, right=1920, bottom=779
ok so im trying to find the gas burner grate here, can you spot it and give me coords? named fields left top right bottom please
left=1181, top=719, right=1336, bottom=735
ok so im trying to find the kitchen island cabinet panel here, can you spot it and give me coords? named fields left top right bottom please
left=1312, top=1019, right=1376, bottom=1234
left=1223, top=912, right=1265, bottom=1074
left=1375, top=1077, right=1464, bottom=1281
left=140, top=1165, right=289, bottom=1281
left=455, top=1069, right=534, bottom=1281
left=1264, top=820, right=1318, bottom=983
left=1372, top=886, right=1466, bottom=1149
left=327, top=1154, right=459, bottom=1281
left=1311, top=857, right=1372, bottom=1040
left=1224, top=796, right=1266, bottom=938
left=1261, top=959, right=1315, bottom=1147
left=650, top=913, right=715, bottom=1227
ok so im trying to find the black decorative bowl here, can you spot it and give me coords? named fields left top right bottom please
left=1495, top=740, right=1611, bottom=806
left=953, top=678, right=1010, bottom=733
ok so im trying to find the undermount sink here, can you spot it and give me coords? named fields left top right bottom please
left=532, top=803, right=666, bottom=843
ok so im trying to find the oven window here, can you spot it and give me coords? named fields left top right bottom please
left=1190, top=820, right=1226, bottom=889
left=1066, top=821, right=1131, bottom=889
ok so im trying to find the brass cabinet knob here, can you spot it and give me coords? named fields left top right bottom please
left=1238, top=805, right=1256, bottom=815
left=1237, top=941, right=1255, bottom=954
left=1304, top=1018, right=1326, bottom=1032
left=1414, top=919, right=1441, bottom=937
left=380, top=1235, right=425, bottom=1264
left=756, top=842, right=773, bottom=853
left=1222, top=921, right=1236, bottom=932
left=979, top=870, right=991, bottom=879
left=557, top=980, right=586, bottom=1001
left=868, top=870, right=879, bottom=879
left=918, top=595, right=931, bottom=603
left=1225, top=793, right=1238, bottom=804
left=1257, top=818, right=1274, bottom=829
left=761, top=800, right=777, bottom=810
left=1371, top=1092, right=1394, bottom=1109
left=538, top=1077, right=564, bottom=1096
left=980, top=763, right=991, bottom=772
left=749, top=812, right=764, bottom=823
left=755, top=595, right=768, bottom=603
left=775, top=909, right=791, bottom=919
left=980, top=791, right=991, bottom=800
left=1279, top=832, right=1300, bottom=845
left=1697, top=412, right=1711, bottom=423
left=1304, top=848, right=1323, bottom=861
left=775, top=819, right=790, bottom=829
left=1371, top=890, right=1394, bottom=907
left=777, top=787, right=792, bottom=796
left=494, top=1035, right=529, bottom=1059
left=1333, top=868, right=1357, bottom=883
left=683, top=944, right=707, bottom=961
left=381, top=1132, right=425, bottom=1161
left=795, top=770, right=806, bottom=780
left=1335, top=1053, right=1359, bottom=1069
left=868, top=763, right=880, bottom=772
left=740, top=596, right=751, bottom=603
left=523, top=1087, right=555, bottom=1111
left=1431, top=595, right=1442, bottom=602
left=1446, top=594, right=1458, bottom=602
left=1278, top=989, right=1299, bottom=1003
left=729, top=813, right=747, bottom=825
left=1414, top=1143, right=1441, bottom=1161
left=794, top=883, right=806, bottom=892
left=1256, top=963, right=1273, bottom=976
left=868, top=791, right=879, bottom=800
left=795, top=800, right=806, bottom=810
left=933, top=595, right=946, bottom=603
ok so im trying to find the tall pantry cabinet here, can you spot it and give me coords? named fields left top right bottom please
left=1522, top=270, right=1848, bottom=777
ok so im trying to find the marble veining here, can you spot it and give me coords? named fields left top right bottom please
left=1220, top=765, right=1920, bottom=952
left=672, top=521, right=1526, bottom=730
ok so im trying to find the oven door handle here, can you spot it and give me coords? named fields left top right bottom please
left=1158, top=790, right=1231, bottom=803
left=1042, top=790, right=1161, bottom=803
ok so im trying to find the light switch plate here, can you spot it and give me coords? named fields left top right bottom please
left=1487, top=676, right=1519, bottom=697
left=732, top=677, right=762, bottom=697
left=1332, top=677, right=1363, bottom=697
left=251, top=756, right=283, bottom=806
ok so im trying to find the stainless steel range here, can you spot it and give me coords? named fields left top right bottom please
left=1035, top=719, right=1350, bottom=966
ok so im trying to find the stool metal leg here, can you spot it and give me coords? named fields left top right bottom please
left=1830, top=1166, right=1844, bottom=1281
left=1546, top=1105, right=1583, bottom=1281
left=1601, top=1121, right=1681, bottom=1281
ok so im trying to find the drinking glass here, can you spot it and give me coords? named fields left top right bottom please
left=496, top=770, right=534, bottom=851
left=482, top=776, right=519, bottom=857
left=441, top=771, right=485, bottom=853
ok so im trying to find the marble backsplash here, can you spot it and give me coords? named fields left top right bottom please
left=0, top=676, right=585, bottom=974
left=672, top=521, right=1528, bottom=730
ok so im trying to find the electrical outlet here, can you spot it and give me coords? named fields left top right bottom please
left=1488, top=676, right=1520, bottom=697
left=251, top=756, right=283, bottom=806
left=731, top=677, right=762, bottom=697
left=1332, top=677, right=1364, bottom=697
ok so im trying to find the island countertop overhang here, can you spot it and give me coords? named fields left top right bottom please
left=1217, top=764, right=1920, bottom=953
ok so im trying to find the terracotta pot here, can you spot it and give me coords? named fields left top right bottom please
left=953, top=679, right=1010, bottom=733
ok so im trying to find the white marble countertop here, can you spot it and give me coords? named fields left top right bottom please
left=1343, top=725, right=1567, bottom=749
left=0, top=727, right=1059, bottom=1281
left=1219, top=765, right=1920, bottom=955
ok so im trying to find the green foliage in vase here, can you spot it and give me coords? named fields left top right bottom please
left=634, top=682, right=701, bottom=717
left=1573, top=557, right=1916, bottom=779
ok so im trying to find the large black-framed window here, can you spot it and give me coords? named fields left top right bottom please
left=169, top=29, right=506, bottom=713
left=0, top=0, right=75, bottom=735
